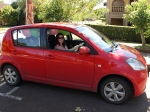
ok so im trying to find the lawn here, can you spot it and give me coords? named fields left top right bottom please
left=0, top=26, right=9, bottom=32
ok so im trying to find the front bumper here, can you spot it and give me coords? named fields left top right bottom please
left=128, top=69, right=148, bottom=97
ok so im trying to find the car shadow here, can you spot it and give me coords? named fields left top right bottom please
left=17, top=81, right=150, bottom=112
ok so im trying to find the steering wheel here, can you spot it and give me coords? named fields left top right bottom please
left=74, top=42, right=85, bottom=52
left=79, top=42, right=85, bottom=46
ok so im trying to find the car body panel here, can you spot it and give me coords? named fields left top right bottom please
left=0, top=22, right=148, bottom=99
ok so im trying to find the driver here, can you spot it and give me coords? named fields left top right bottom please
left=54, top=33, right=82, bottom=51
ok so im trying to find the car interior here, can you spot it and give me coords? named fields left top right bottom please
left=47, top=29, right=85, bottom=50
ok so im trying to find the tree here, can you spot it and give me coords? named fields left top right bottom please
left=37, top=0, right=103, bottom=22
left=1, top=5, right=18, bottom=25
left=124, top=0, right=150, bottom=46
left=94, top=8, right=109, bottom=19
left=38, top=0, right=64, bottom=22
left=11, top=0, right=26, bottom=25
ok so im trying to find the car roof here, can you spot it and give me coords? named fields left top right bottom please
left=9, top=22, right=84, bottom=30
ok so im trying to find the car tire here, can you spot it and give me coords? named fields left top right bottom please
left=99, top=77, right=132, bottom=104
left=3, top=65, right=22, bottom=86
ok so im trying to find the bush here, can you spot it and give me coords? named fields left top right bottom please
left=87, top=24, right=150, bottom=44
left=100, top=18, right=106, bottom=22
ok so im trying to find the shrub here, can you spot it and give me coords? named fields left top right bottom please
left=87, top=24, right=150, bottom=44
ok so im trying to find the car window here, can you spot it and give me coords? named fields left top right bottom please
left=76, top=26, right=114, bottom=52
left=46, top=28, right=85, bottom=52
left=12, top=28, right=41, bottom=48
left=72, top=34, right=82, bottom=41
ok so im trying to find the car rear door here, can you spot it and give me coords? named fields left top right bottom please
left=10, top=28, right=46, bottom=80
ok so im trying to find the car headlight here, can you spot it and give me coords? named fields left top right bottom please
left=126, top=58, right=146, bottom=70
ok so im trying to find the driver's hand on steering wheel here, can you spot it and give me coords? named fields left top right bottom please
left=73, top=45, right=79, bottom=49
left=78, top=43, right=83, bottom=47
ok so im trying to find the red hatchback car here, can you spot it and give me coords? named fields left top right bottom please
left=0, top=23, right=148, bottom=104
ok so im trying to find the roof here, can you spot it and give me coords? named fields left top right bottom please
left=0, top=3, right=9, bottom=9
left=9, top=22, right=84, bottom=30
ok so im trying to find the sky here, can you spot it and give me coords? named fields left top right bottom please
left=94, top=0, right=107, bottom=10
left=3, top=0, right=12, bottom=4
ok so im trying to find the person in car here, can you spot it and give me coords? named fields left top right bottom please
left=54, top=33, right=82, bottom=51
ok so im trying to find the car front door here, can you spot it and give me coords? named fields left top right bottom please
left=45, top=50, right=95, bottom=88
left=44, top=29, right=95, bottom=88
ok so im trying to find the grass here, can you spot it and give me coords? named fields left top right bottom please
left=0, top=26, right=9, bottom=32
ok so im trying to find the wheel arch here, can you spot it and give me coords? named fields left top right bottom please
left=97, top=74, right=134, bottom=95
left=1, top=63, right=22, bottom=79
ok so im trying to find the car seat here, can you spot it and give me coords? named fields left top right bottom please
left=48, top=35, right=56, bottom=49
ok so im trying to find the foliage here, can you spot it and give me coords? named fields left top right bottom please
left=1, top=5, right=18, bottom=25
left=11, top=0, right=26, bottom=25
left=38, top=0, right=103, bottom=22
left=0, top=0, right=103, bottom=24
left=94, top=8, right=109, bottom=19
left=123, top=0, right=150, bottom=46
left=87, top=24, right=150, bottom=44
left=144, top=26, right=150, bottom=38
left=38, top=0, right=64, bottom=22
left=100, top=18, right=106, bottom=22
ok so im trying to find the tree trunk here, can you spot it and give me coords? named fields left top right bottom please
left=140, top=29, right=146, bottom=46
left=26, top=0, right=34, bottom=24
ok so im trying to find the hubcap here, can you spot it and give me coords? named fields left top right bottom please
left=4, top=68, right=17, bottom=84
left=104, top=82, right=125, bottom=102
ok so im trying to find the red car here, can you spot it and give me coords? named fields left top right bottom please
left=0, top=23, right=148, bottom=104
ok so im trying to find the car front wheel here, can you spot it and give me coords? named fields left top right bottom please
left=3, top=65, right=22, bottom=86
left=100, top=77, right=132, bottom=104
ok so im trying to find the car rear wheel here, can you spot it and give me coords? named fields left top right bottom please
left=100, top=77, right=132, bottom=104
left=3, top=65, right=21, bottom=86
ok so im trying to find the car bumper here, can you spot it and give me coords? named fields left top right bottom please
left=129, top=70, right=148, bottom=97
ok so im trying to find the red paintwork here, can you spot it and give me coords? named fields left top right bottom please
left=0, top=23, right=148, bottom=98
left=79, top=46, right=90, bottom=55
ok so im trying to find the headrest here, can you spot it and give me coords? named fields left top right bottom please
left=22, top=29, right=31, bottom=37
left=30, top=29, right=39, bottom=38
left=50, top=29, right=58, bottom=35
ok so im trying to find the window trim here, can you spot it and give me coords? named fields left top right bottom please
left=11, top=28, right=42, bottom=49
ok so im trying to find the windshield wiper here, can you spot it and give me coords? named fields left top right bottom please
left=112, top=42, right=119, bottom=48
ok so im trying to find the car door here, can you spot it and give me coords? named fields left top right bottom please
left=44, top=29, right=95, bottom=88
left=10, top=28, right=46, bottom=80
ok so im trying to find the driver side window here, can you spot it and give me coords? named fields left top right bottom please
left=70, top=33, right=84, bottom=47
left=48, top=29, right=85, bottom=52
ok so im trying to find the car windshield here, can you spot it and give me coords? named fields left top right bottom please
left=76, top=26, right=114, bottom=52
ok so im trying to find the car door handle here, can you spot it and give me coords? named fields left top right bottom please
left=45, top=54, right=54, bottom=59
left=12, top=50, right=18, bottom=55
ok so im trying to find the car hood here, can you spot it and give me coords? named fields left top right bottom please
left=110, top=44, right=146, bottom=65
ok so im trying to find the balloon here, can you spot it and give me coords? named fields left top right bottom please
left=22, top=29, right=31, bottom=37
left=58, top=30, right=69, bottom=35
left=30, top=29, right=39, bottom=38
left=50, top=29, right=58, bottom=35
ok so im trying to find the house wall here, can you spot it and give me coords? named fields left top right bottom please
left=106, top=0, right=129, bottom=26
left=106, top=0, right=149, bottom=26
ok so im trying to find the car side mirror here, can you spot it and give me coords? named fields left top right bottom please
left=79, top=46, right=90, bottom=55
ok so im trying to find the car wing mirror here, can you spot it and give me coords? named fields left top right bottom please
left=79, top=46, right=90, bottom=55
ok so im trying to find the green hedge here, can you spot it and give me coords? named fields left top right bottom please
left=87, top=24, right=150, bottom=44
